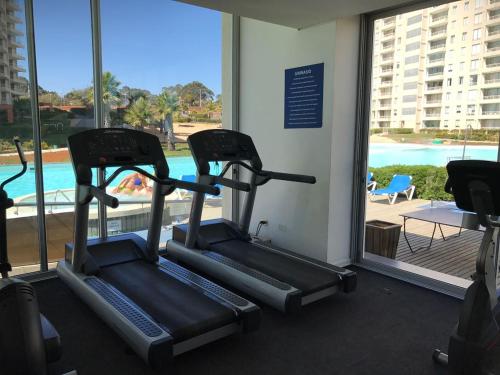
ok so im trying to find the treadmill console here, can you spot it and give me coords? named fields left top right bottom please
left=68, top=128, right=166, bottom=169
left=446, top=160, right=500, bottom=215
left=188, top=129, right=262, bottom=172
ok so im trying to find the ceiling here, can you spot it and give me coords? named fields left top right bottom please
left=178, top=0, right=417, bottom=29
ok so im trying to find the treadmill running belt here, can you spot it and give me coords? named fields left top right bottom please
left=98, top=260, right=235, bottom=342
left=211, top=240, right=340, bottom=295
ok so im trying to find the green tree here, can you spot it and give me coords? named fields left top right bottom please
left=120, top=86, right=151, bottom=107
left=88, top=71, right=121, bottom=128
left=124, top=97, right=153, bottom=130
left=154, top=91, right=179, bottom=150
left=179, top=81, right=214, bottom=107
left=64, top=88, right=91, bottom=106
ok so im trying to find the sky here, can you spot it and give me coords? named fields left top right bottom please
left=19, top=0, right=222, bottom=96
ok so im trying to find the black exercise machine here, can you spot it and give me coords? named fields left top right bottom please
left=433, top=160, right=500, bottom=375
left=167, top=129, right=356, bottom=313
left=0, top=138, right=62, bottom=375
left=57, top=128, right=260, bottom=370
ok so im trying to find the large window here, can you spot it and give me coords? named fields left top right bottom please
left=0, top=0, right=40, bottom=273
left=0, top=0, right=227, bottom=274
left=33, top=0, right=94, bottom=267
left=100, top=1, right=223, bottom=237
left=362, top=0, right=500, bottom=287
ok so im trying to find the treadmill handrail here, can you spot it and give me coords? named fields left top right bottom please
left=219, top=160, right=316, bottom=186
left=102, top=165, right=220, bottom=196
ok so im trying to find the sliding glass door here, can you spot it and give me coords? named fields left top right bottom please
left=357, top=0, right=500, bottom=289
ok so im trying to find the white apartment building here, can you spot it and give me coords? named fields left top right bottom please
left=0, top=0, right=27, bottom=122
left=371, top=0, right=500, bottom=131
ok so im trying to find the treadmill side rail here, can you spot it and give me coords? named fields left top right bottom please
left=251, top=240, right=357, bottom=293
left=56, top=260, right=173, bottom=370
left=167, top=240, right=302, bottom=313
left=157, top=257, right=261, bottom=332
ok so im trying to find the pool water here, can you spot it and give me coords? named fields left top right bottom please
left=1, top=156, right=198, bottom=199
left=0, top=144, right=498, bottom=199
left=368, top=143, right=498, bottom=168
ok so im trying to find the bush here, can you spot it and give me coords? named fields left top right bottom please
left=370, top=128, right=383, bottom=135
left=369, top=165, right=453, bottom=201
left=387, top=128, right=413, bottom=135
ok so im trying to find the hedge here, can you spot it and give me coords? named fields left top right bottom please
left=369, top=165, right=453, bottom=201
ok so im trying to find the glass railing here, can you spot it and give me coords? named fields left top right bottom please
left=432, top=16, right=448, bottom=23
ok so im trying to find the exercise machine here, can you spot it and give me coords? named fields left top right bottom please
left=167, top=129, right=356, bottom=313
left=0, top=138, right=62, bottom=375
left=433, top=160, right=500, bottom=374
left=56, top=128, right=260, bottom=370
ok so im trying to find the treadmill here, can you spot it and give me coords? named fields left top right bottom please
left=56, top=128, right=260, bottom=370
left=167, top=129, right=357, bottom=314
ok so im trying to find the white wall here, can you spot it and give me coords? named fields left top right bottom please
left=231, top=16, right=359, bottom=265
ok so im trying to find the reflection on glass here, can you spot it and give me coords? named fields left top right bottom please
left=33, top=0, right=94, bottom=265
left=0, top=0, right=39, bottom=272
left=100, top=1, right=223, bottom=238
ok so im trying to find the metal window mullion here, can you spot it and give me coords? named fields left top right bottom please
left=24, top=0, right=48, bottom=272
left=90, top=0, right=107, bottom=239
left=231, top=15, right=241, bottom=223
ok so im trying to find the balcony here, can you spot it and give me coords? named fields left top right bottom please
left=9, top=65, right=25, bottom=72
left=425, top=85, right=443, bottom=92
left=423, top=100, right=442, bottom=107
left=429, top=29, right=447, bottom=40
left=380, top=80, right=393, bottom=87
left=431, top=16, right=448, bottom=25
left=429, top=43, right=446, bottom=51
left=483, top=77, right=500, bottom=84
left=382, top=18, right=396, bottom=29
left=485, top=45, right=500, bottom=56
left=381, top=54, right=394, bottom=62
left=482, top=94, right=500, bottom=100
left=381, top=31, right=395, bottom=40
left=382, top=44, right=395, bottom=52
left=380, top=68, right=393, bottom=77
left=484, top=61, right=500, bottom=70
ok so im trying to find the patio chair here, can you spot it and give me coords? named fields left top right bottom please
left=367, top=172, right=376, bottom=191
left=368, top=174, right=415, bottom=205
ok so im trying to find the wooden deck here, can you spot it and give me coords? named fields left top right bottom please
left=366, top=196, right=482, bottom=280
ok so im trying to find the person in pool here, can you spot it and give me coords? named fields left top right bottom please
left=112, top=172, right=152, bottom=195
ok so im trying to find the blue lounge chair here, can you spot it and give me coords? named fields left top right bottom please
left=368, top=174, right=415, bottom=204
left=367, top=172, right=376, bottom=191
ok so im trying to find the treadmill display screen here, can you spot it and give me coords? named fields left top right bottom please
left=68, top=128, right=166, bottom=169
left=188, top=129, right=260, bottom=164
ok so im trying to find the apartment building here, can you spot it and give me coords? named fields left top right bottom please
left=0, top=0, right=27, bottom=123
left=371, top=0, right=500, bottom=131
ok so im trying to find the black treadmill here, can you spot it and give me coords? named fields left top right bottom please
left=167, top=129, right=356, bottom=313
left=57, top=128, right=260, bottom=370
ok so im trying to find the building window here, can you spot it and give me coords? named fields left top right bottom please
left=450, top=35, right=455, bottom=44
left=467, top=104, right=476, bottom=115
left=473, top=28, right=482, bottom=40
left=462, top=32, right=467, bottom=41
left=446, top=92, right=451, bottom=100
left=460, top=61, right=465, bottom=71
left=464, top=17, right=469, bottom=26
left=407, top=14, right=422, bottom=25
left=471, top=44, right=481, bottom=54
left=475, top=0, right=483, bottom=8
left=474, top=13, right=482, bottom=24
left=402, top=107, right=416, bottom=115
left=447, top=78, right=452, bottom=86
left=468, top=90, right=478, bottom=100
left=469, top=75, right=478, bottom=85
left=459, top=76, right=464, bottom=84
left=456, top=105, right=462, bottom=114
left=457, top=91, right=462, bottom=100
left=470, top=59, right=479, bottom=71
left=445, top=106, right=450, bottom=115
left=465, top=1, right=469, bottom=10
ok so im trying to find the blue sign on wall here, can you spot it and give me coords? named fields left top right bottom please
left=284, top=63, right=324, bottom=129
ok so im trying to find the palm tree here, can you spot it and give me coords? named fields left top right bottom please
left=154, top=90, right=179, bottom=151
left=88, top=72, right=121, bottom=128
left=124, top=97, right=153, bottom=130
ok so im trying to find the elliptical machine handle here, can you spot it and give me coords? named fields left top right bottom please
left=13, top=138, right=27, bottom=165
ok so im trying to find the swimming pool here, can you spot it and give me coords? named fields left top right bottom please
left=1, top=156, right=198, bottom=199
left=1, top=143, right=498, bottom=199
left=368, top=143, right=498, bottom=168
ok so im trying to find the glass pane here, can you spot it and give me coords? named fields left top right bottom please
left=100, top=1, right=223, bottom=241
left=0, top=0, right=40, bottom=274
left=33, top=0, right=95, bottom=267
left=366, top=1, right=499, bottom=282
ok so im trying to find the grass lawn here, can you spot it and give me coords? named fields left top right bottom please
left=163, top=143, right=192, bottom=157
